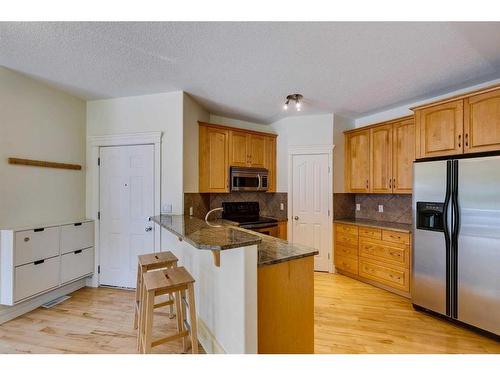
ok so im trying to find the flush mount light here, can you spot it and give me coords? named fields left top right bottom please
left=283, top=94, right=303, bottom=112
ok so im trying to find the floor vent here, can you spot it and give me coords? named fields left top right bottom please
left=41, top=295, right=71, bottom=309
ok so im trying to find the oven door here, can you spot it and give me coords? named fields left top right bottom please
left=248, top=225, right=278, bottom=238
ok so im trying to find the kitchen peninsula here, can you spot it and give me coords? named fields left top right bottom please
left=152, top=214, right=318, bottom=354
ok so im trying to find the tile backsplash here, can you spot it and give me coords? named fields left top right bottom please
left=184, top=192, right=288, bottom=220
left=355, top=194, right=412, bottom=224
left=333, top=193, right=412, bottom=224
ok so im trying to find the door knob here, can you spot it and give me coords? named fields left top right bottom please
left=145, top=226, right=152, bottom=232
left=294, top=216, right=299, bottom=221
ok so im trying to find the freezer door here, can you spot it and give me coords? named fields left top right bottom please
left=412, top=160, right=450, bottom=315
left=457, top=156, right=500, bottom=335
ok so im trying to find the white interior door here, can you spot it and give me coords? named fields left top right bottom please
left=291, top=153, right=331, bottom=272
left=99, top=144, right=155, bottom=288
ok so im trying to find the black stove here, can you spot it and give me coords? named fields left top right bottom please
left=221, top=202, right=277, bottom=229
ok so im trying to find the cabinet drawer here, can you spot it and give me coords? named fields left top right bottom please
left=14, top=256, right=60, bottom=302
left=335, top=224, right=358, bottom=236
left=335, top=233, right=358, bottom=247
left=60, top=221, right=94, bottom=255
left=358, top=226, right=382, bottom=240
left=359, top=258, right=409, bottom=292
left=334, top=244, right=358, bottom=259
left=14, top=227, right=60, bottom=266
left=61, top=247, right=94, bottom=284
left=335, top=255, right=358, bottom=275
left=382, top=230, right=410, bottom=245
left=359, top=238, right=409, bottom=268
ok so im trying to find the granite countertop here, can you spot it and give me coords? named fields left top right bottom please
left=151, top=215, right=317, bottom=266
left=334, top=218, right=412, bottom=233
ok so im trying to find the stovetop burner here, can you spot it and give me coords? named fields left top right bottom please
left=221, top=201, right=278, bottom=227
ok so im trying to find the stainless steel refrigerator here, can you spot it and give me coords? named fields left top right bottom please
left=413, top=155, right=500, bottom=336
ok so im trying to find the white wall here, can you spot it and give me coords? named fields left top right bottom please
left=0, top=67, right=86, bottom=228
left=184, top=94, right=210, bottom=193
left=333, top=114, right=355, bottom=193
left=355, top=78, right=500, bottom=128
left=86, top=92, right=184, bottom=214
left=209, top=114, right=273, bottom=133
left=270, top=114, right=334, bottom=192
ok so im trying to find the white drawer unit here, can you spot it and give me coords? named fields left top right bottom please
left=14, top=256, right=61, bottom=303
left=60, top=221, right=94, bottom=255
left=61, top=247, right=94, bottom=284
left=0, top=219, right=94, bottom=306
left=14, top=226, right=60, bottom=266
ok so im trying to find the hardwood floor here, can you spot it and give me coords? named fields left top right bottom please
left=0, top=273, right=498, bottom=354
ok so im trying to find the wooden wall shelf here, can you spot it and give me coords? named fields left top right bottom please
left=8, top=158, right=82, bottom=170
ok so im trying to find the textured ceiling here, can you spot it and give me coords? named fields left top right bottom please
left=1, top=22, right=500, bottom=123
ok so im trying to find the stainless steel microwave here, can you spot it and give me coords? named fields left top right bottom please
left=230, top=167, right=269, bottom=192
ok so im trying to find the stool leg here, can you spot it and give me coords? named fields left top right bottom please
left=180, top=289, right=189, bottom=352
left=168, top=262, right=178, bottom=319
left=143, top=290, right=154, bottom=354
left=187, top=284, right=198, bottom=354
left=174, top=290, right=187, bottom=352
left=133, top=265, right=142, bottom=329
left=137, top=282, right=147, bottom=352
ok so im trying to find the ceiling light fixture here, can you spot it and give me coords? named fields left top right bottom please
left=283, top=94, right=303, bottom=112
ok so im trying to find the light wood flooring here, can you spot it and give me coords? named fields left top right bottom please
left=0, top=273, right=498, bottom=354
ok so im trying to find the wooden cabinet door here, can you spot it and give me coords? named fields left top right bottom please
left=264, top=136, right=277, bottom=192
left=345, top=129, right=370, bottom=193
left=392, top=119, right=415, bottom=194
left=229, top=131, right=249, bottom=167
left=370, top=124, right=393, bottom=193
left=416, top=100, right=463, bottom=158
left=464, top=88, right=500, bottom=153
left=249, top=134, right=266, bottom=167
left=199, top=126, right=229, bottom=192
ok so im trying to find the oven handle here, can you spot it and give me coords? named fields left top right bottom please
left=257, top=174, right=262, bottom=189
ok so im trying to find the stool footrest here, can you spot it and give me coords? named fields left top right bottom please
left=152, top=330, right=189, bottom=347
left=154, top=300, right=174, bottom=309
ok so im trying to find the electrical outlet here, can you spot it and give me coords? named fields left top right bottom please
left=189, top=206, right=194, bottom=216
left=378, top=205, right=384, bottom=213
left=280, top=203, right=284, bottom=211
left=356, top=203, right=361, bottom=211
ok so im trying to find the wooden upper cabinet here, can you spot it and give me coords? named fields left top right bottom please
left=370, top=124, right=393, bottom=193
left=415, top=100, right=463, bottom=158
left=199, top=125, right=229, bottom=193
left=229, top=131, right=249, bottom=167
left=345, top=129, right=370, bottom=193
left=392, top=119, right=415, bottom=194
left=264, top=136, right=277, bottom=192
left=464, top=88, right=500, bottom=153
left=249, top=134, right=266, bottom=168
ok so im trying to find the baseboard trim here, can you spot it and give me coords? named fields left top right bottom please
left=197, top=316, right=226, bottom=354
left=0, top=279, right=87, bottom=324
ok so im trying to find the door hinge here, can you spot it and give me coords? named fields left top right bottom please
left=98, top=265, right=101, bottom=274
left=98, top=157, right=100, bottom=166
left=328, top=253, right=331, bottom=260
left=328, top=166, right=331, bottom=173
left=97, top=211, right=101, bottom=220
left=328, top=209, right=331, bottom=216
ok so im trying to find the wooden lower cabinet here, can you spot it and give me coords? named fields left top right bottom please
left=334, top=223, right=412, bottom=298
left=277, top=221, right=287, bottom=240
left=258, top=256, right=314, bottom=353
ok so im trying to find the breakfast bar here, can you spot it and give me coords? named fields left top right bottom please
left=151, top=214, right=318, bottom=354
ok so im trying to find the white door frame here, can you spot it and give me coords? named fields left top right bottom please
left=86, top=132, right=162, bottom=287
left=288, top=144, right=334, bottom=273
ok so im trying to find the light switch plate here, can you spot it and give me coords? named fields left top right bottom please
left=189, top=206, right=193, bottom=216
left=356, top=204, right=361, bottom=211
left=280, top=203, right=284, bottom=211
left=378, top=205, right=384, bottom=213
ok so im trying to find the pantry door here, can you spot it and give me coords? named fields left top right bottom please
left=290, top=151, right=332, bottom=272
left=99, top=144, right=155, bottom=288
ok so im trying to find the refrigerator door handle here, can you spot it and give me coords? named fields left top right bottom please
left=450, top=159, right=460, bottom=319
left=443, top=160, right=453, bottom=316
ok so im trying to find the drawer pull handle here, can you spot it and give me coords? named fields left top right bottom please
left=74, top=250, right=83, bottom=254
left=24, top=237, right=30, bottom=242
left=34, top=228, right=45, bottom=232
left=74, top=222, right=82, bottom=226
left=34, top=259, right=45, bottom=265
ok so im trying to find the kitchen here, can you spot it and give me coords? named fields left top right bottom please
left=0, top=21, right=499, bottom=360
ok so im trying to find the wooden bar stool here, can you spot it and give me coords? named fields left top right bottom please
left=138, top=267, right=198, bottom=354
left=134, top=251, right=178, bottom=330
